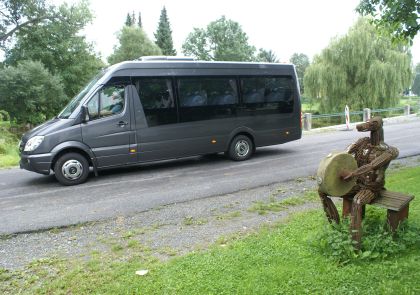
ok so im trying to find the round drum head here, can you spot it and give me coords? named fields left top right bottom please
left=317, top=151, right=357, bottom=197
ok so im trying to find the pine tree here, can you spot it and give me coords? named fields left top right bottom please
left=138, top=12, right=142, bottom=28
left=154, top=6, right=176, bottom=56
left=131, top=11, right=136, bottom=26
left=125, top=13, right=132, bottom=26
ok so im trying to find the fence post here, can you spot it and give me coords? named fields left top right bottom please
left=303, top=113, right=312, bottom=131
left=363, top=108, right=371, bottom=122
left=404, top=104, right=410, bottom=116
left=345, top=105, right=350, bottom=130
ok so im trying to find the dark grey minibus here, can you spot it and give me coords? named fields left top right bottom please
left=19, top=57, right=302, bottom=185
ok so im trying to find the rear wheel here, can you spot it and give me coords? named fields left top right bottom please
left=227, top=135, right=253, bottom=161
left=54, top=152, right=89, bottom=186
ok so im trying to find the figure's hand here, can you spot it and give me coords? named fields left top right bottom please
left=340, top=170, right=354, bottom=181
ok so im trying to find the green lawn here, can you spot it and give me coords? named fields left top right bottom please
left=1, top=166, right=419, bottom=294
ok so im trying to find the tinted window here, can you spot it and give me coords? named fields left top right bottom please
left=240, top=76, right=294, bottom=115
left=178, top=77, right=238, bottom=122
left=133, top=78, right=177, bottom=127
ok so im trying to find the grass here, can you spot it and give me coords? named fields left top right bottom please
left=1, top=167, right=420, bottom=294
left=248, top=191, right=318, bottom=215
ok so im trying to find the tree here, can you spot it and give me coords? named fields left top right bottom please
left=0, top=60, right=67, bottom=125
left=290, top=53, right=310, bottom=93
left=1, top=0, right=53, bottom=46
left=125, top=13, right=132, bottom=26
left=5, top=1, right=104, bottom=97
left=304, top=19, right=412, bottom=113
left=154, top=6, right=176, bottom=56
left=412, top=63, right=420, bottom=95
left=182, top=16, right=256, bottom=61
left=138, top=12, right=142, bottom=28
left=107, top=26, right=162, bottom=65
left=256, top=49, right=279, bottom=63
left=357, top=0, right=420, bottom=43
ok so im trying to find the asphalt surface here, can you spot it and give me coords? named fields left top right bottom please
left=1, top=119, right=420, bottom=235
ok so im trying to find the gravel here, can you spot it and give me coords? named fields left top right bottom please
left=1, top=155, right=419, bottom=270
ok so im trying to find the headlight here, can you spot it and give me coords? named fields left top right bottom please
left=24, top=136, right=44, bottom=152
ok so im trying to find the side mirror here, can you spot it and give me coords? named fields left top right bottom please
left=81, top=106, right=90, bottom=123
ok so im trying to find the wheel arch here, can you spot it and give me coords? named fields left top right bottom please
left=226, top=127, right=256, bottom=151
left=50, top=141, right=97, bottom=174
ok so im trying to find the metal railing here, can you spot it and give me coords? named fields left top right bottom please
left=303, top=104, right=419, bottom=131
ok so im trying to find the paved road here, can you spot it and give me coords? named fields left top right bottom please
left=1, top=119, right=420, bottom=234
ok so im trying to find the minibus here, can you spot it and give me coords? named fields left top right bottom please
left=19, top=57, right=302, bottom=185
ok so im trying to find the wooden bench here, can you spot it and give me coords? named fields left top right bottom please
left=342, top=190, right=415, bottom=232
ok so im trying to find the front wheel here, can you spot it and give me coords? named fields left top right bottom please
left=54, top=152, right=90, bottom=186
left=227, top=135, right=254, bottom=161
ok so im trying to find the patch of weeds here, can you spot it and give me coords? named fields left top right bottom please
left=223, top=203, right=235, bottom=209
left=183, top=216, right=208, bottom=226
left=0, top=268, right=13, bottom=282
left=127, top=239, right=140, bottom=248
left=249, top=196, right=304, bottom=215
left=216, top=211, right=242, bottom=220
left=216, top=232, right=244, bottom=246
left=295, top=177, right=305, bottom=183
left=151, top=223, right=164, bottom=230
left=111, top=244, right=124, bottom=253
left=158, top=246, right=178, bottom=257
left=122, top=231, right=135, bottom=239
left=0, top=234, right=15, bottom=241
left=312, top=214, right=420, bottom=265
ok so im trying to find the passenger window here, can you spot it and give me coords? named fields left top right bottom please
left=178, top=77, right=238, bottom=122
left=133, top=78, right=177, bottom=127
left=240, top=76, right=294, bottom=114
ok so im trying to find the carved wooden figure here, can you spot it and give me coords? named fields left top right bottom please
left=318, top=117, right=399, bottom=249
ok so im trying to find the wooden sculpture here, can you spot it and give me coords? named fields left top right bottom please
left=317, top=117, right=399, bottom=248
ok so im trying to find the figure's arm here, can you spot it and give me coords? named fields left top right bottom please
left=347, top=137, right=370, bottom=154
left=344, top=147, right=399, bottom=179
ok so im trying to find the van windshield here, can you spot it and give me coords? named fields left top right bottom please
left=58, top=69, right=108, bottom=119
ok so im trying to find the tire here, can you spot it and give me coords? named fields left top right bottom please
left=54, top=152, right=90, bottom=186
left=227, top=135, right=254, bottom=161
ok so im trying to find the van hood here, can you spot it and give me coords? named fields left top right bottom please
left=22, top=118, right=74, bottom=142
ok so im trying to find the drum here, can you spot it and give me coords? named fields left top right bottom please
left=317, top=151, right=357, bottom=197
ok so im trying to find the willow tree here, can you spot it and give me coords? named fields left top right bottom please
left=304, top=18, right=412, bottom=113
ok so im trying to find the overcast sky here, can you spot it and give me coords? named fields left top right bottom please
left=49, top=0, right=420, bottom=65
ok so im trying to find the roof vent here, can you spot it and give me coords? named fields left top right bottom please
left=138, top=56, right=195, bottom=61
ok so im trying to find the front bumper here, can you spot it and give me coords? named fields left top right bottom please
left=20, top=153, right=53, bottom=175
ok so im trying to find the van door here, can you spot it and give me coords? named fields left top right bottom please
left=81, top=83, right=133, bottom=168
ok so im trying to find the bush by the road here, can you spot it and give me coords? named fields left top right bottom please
left=0, top=113, right=19, bottom=168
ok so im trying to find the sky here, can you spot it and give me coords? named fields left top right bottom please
left=31, top=0, right=420, bottom=65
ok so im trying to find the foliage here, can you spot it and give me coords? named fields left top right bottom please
left=125, top=11, right=142, bottom=28
left=154, top=6, right=176, bottom=56
left=0, top=60, right=66, bottom=125
left=125, top=13, right=132, bottom=26
left=4, top=1, right=104, bottom=97
left=255, top=48, right=278, bottom=63
left=290, top=53, right=310, bottom=93
left=182, top=16, right=256, bottom=61
left=412, top=63, right=420, bottom=95
left=0, top=0, right=54, bottom=46
left=107, top=26, right=162, bottom=65
left=0, top=111, right=19, bottom=168
left=357, top=0, right=420, bottom=43
left=304, top=18, right=412, bottom=113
